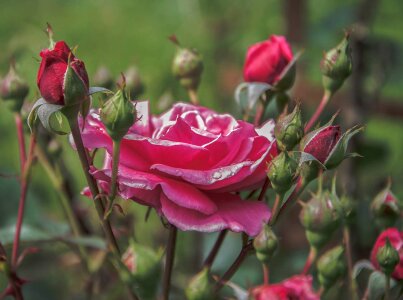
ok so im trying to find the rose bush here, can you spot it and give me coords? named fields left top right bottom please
left=243, top=35, right=293, bottom=85
left=37, top=41, right=89, bottom=105
left=250, top=275, right=319, bottom=300
left=370, top=227, right=403, bottom=280
left=79, top=102, right=277, bottom=236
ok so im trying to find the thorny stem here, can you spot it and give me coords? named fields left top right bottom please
left=104, top=140, right=121, bottom=219
left=305, top=90, right=332, bottom=132
left=35, top=145, right=90, bottom=272
left=302, top=247, right=317, bottom=274
left=203, top=230, right=228, bottom=270
left=69, top=118, right=139, bottom=300
left=343, top=225, right=358, bottom=300
left=188, top=89, right=199, bottom=105
left=162, top=225, right=177, bottom=300
left=214, top=242, right=254, bottom=293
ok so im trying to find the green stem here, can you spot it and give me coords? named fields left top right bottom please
left=343, top=225, right=358, bottom=300
left=385, top=275, right=390, bottom=300
left=269, top=193, right=283, bottom=225
left=104, top=140, right=121, bottom=219
left=162, top=225, right=177, bottom=300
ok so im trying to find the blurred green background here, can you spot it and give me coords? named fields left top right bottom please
left=1, top=0, right=403, bottom=299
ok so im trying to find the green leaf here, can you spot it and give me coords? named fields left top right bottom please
left=89, top=86, right=113, bottom=95
left=367, top=271, right=400, bottom=300
left=27, top=98, right=46, bottom=132
left=36, top=103, right=69, bottom=135
left=0, top=225, right=52, bottom=245
left=62, top=236, right=107, bottom=250
left=353, top=259, right=374, bottom=279
left=234, top=82, right=272, bottom=112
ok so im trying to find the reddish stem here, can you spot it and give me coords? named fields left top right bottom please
left=257, top=178, right=269, bottom=202
left=14, top=114, right=26, bottom=174
left=302, top=247, right=317, bottom=274
left=262, top=264, right=269, bottom=285
left=276, top=178, right=303, bottom=221
left=305, top=91, right=331, bottom=132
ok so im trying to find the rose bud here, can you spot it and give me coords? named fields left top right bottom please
left=100, top=84, right=136, bottom=141
left=300, top=190, right=340, bottom=249
left=185, top=267, right=214, bottom=300
left=376, top=238, right=400, bottom=276
left=370, top=228, right=403, bottom=280
left=253, top=225, right=278, bottom=264
left=320, top=33, right=353, bottom=95
left=0, top=62, right=29, bottom=112
left=371, top=183, right=400, bottom=229
left=122, top=241, right=162, bottom=299
left=274, top=104, right=303, bottom=151
left=118, top=66, right=145, bottom=98
left=172, top=43, right=203, bottom=91
left=244, top=35, right=294, bottom=90
left=317, top=246, right=346, bottom=290
left=301, top=117, right=362, bottom=170
left=267, top=152, right=298, bottom=195
left=37, top=41, right=89, bottom=106
left=93, top=66, right=114, bottom=90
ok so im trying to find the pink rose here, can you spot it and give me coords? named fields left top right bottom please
left=251, top=275, right=319, bottom=300
left=79, top=102, right=277, bottom=236
left=243, top=35, right=293, bottom=85
left=370, top=228, right=403, bottom=280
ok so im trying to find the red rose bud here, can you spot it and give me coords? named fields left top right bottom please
left=185, top=267, right=214, bottom=300
left=122, top=241, right=162, bottom=299
left=370, top=228, right=403, bottom=280
left=253, top=225, right=278, bottom=264
left=93, top=66, right=114, bottom=90
left=172, top=44, right=203, bottom=91
left=0, top=62, right=29, bottom=112
left=100, top=84, right=136, bottom=141
left=244, top=35, right=294, bottom=90
left=274, top=104, right=303, bottom=151
left=300, top=190, right=340, bottom=249
left=267, top=152, right=298, bottom=195
left=37, top=41, right=89, bottom=105
left=371, top=183, right=400, bottom=229
left=301, top=116, right=361, bottom=169
left=120, top=66, right=145, bottom=98
left=317, top=246, right=346, bottom=290
left=320, top=33, right=352, bottom=95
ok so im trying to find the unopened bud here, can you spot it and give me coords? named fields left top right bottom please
left=274, top=104, right=303, bottom=151
left=100, top=86, right=136, bottom=141
left=122, top=66, right=145, bottom=98
left=172, top=44, right=203, bottom=91
left=122, top=242, right=162, bottom=300
left=0, top=62, right=29, bottom=112
left=253, top=225, right=278, bottom=264
left=371, top=183, right=400, bottom=229
left=317, top=246, right=346, bottom=289
left=320, top=33, right=352, bottom=95
left=185, top=267, right=215, bottom=300
left=376, top=238, right=400, bottom=276
left=93, top=66, right=114, bottom=90
left=267, top=152, right=298, bottom=195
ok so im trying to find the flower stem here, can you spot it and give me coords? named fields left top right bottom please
left=14, top=114, right=26, bottom=174
left=269, top=193, right=282, bottom=225
left=305, top=90, right=332, bottom=132
left=203, top=230, right=228, bottom=270
left=276, top=178, right=307, bottom=222
left=385, top=275, right=390, bottom=300
left=343, top=225, right=358, bottom=300
left=214, top=242, right=254, bottom=292
left=257, top=178, right=269, bottom=202
left=188, top=89, right=199, bottom=105
left=262, top=263, right=269, bottom=285
left=162, top=225, right=177, bottom=300
left=302, top=246, right=317, bottom=274
left=104, top=140, right=121, bottom=219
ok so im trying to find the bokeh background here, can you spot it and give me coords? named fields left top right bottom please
left=0, top=0, right=402, bottom=299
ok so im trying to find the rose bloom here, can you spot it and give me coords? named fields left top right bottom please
left=79, top=102, right=277, bottom=236
left=243, top=35, right=293, bottom=85
left=370, top=227, right=403, bottom=280
left=37, top=41, right=89, bottom=105
left=250, top=275, right=319, bottom=300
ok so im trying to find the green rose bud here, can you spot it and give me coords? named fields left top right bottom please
left=300, top=191, right=340, bottom=249
left=274, top=104, right=303, bottom=151
left=172, top=45, right=203, bottom=91
left=267, top=152, right=298, bottom=195
left=122, top=241, right=162, bottom=300
left=100, top=86, right=136, bottom=141
left=317, top=246, right=346, bottom=290
left=376, top=238, right=400, bottom=276
left=253, top=225, right=278, bottom=264
left=371, top=183, right=401, bottom=229
left=320, top=33, right=353, bottom=95
left=0, top=62, right=29, bottom=112
left=185, top=267, right=215, bottom=300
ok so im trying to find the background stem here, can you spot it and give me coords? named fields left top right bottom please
left=305, top=90, right=332, bottom=132
left=162, top=225, right=177, bottom=300
left=203, top=230, right=227, bottom=270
